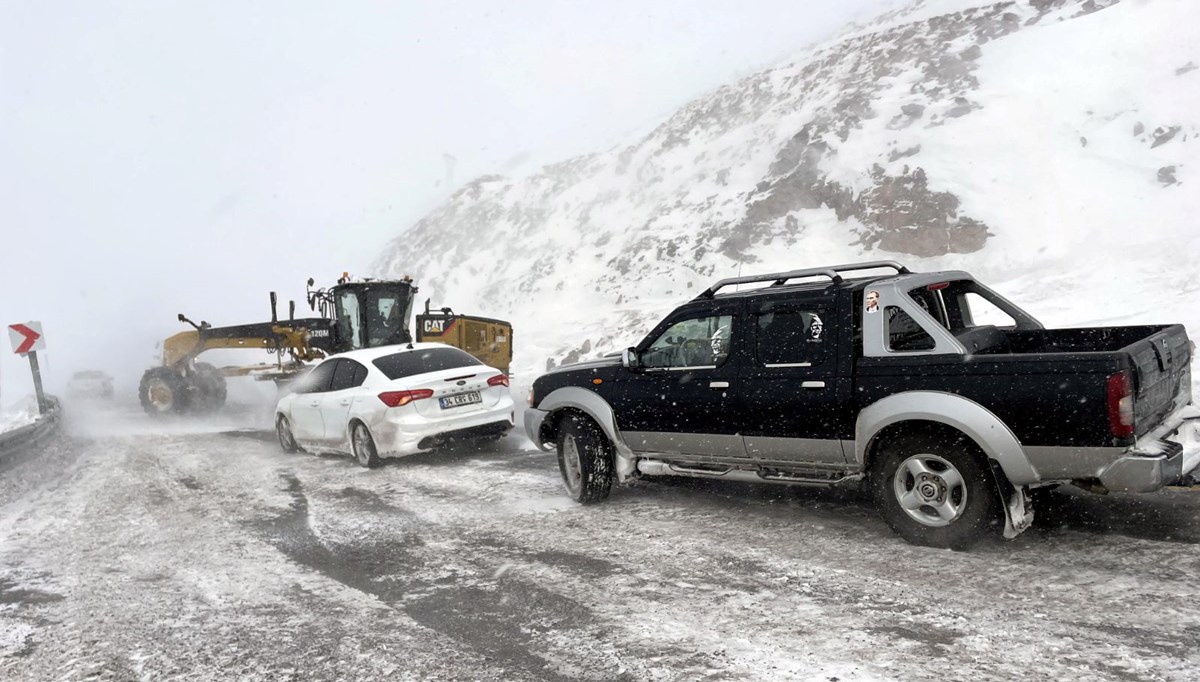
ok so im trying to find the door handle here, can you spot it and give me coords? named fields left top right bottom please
left=339, top=400, right=351, bottom=406
left=709, top=381, right=730, bottom=389
left=801, top=381, right=826, bottom=389
left=308, top=400, right=320, bottom=407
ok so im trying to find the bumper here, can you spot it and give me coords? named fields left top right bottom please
left=524, top=407, right=551, bottom=451
left=1098, top=407, right=1200, bottom=493
left=372, top=401, right=515, bottom=458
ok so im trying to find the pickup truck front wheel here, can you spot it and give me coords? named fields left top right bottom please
left=872, top=435, right=1000, bottom=550
left=556, top=413, right=614, bottom=505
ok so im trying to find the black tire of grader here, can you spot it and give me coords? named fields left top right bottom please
left=191, top=362, right=228, bottom=413
left=138, top=366, right=192, bottom=416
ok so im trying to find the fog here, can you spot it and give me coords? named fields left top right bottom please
left=0, top=0, right=891, bottom=403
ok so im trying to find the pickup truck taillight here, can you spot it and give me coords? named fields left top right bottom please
left=1107, top=370, right=1135, bottom=438
left=378, top=389, right=434, bottom=407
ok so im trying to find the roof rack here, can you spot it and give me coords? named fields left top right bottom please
left=696, top=261, right=911, bottom=299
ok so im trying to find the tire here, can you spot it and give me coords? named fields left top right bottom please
left=351, top=422, right=381, bottom=469
left=138, top=367, right=191, bottom=416
left=276, top=415, right=300, bottom=453
left=192, top=362, right=227, bottom=413
left=556, top=413, right=614, bottom=504
left=870, top=433, right=1001, bottom=550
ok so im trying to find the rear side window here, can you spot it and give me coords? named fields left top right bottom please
left=330, top=359, right=368, bottom=391
left=886, top=307, right=936, bottom=351
left=756, top=309, right=827, bottom=366
left=372, top=347, right=482, bottom=380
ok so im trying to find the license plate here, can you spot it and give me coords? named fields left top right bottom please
left=439, top=391, right=481, bottom=409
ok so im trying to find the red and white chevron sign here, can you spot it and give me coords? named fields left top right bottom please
left=8, top=322, right=45, bottom=355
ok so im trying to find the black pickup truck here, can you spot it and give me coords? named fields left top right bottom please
left=524, top=261, right=1199, bottom=548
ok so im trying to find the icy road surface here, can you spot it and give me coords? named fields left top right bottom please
left=2, top=403, right=1200, bottom=681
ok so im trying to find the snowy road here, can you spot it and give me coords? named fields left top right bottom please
left=2, top=403, right=1200, bottom=681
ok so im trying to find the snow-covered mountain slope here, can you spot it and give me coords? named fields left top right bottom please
left=376, top=0, right=1200, bottom=376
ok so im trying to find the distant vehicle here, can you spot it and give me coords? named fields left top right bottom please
left=66, top=370, right=115, bottom=400
left=275, top=343, right=515, bottom=467
left=525, top=261, right=1199, bottom=549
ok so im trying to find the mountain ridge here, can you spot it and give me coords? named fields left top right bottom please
left=376, top=0, right=1199, bottom=375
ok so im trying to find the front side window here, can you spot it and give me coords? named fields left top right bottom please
left=641, top=314, right=733, bottom=369
left=757, top=309, right=827, bottom=366
left=296, top=359, right=337, bottom=394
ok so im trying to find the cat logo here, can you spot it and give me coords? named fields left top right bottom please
left=423, top=319, right=447, bottom=335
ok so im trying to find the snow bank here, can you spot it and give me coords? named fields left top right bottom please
left=0, top=400, right=39, bottom=434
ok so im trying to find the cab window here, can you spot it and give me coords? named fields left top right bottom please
left=337, top=292, right=364, bottom=350
left=366, top=290, right=409, bottom=347
left=641, top=314, right=733, bottom=369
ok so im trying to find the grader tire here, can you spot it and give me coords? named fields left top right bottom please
left=192, top=362, right=227, bottom=413
left=139, top=367, right=192, bottom=416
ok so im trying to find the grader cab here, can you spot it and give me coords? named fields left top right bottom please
left=138, top=276, right=512, bottom=416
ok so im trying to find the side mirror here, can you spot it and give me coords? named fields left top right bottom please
left=621, top=347, right=640, bottom=369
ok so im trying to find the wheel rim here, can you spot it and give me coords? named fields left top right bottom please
left=147, top=379, right=173, bottom=411
left=892, top=453, right=967, bottom=527
left=277, top=418, right=294, bottom=450
left=561, top=435, right=582, bottom=494
left=353, top=425, right=374, bottom=465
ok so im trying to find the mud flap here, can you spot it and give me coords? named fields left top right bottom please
left=990, top=461, right=1034, bottom=539
left=614, top=451, right=638, bottom=482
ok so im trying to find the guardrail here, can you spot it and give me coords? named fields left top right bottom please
left=0, top=396, right=62, bottom=462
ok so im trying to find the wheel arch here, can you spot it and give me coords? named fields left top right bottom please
left=856, top=391, right=1039, bottom=486
left=536, top=386, right=623, bottom=449
left=535, top=386, right=637, bottom=481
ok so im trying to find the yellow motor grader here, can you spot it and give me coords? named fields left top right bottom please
left=138, top=275, right=513, bottom=416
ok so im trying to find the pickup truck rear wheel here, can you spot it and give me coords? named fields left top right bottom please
left=872, top=434, right=1001, bottom=550
left=557, top=413, right=614, bottom=504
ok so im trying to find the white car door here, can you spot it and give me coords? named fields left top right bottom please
left=320, top=358, right=369, bottom=451
left=291, top=360, right=336, bottom=443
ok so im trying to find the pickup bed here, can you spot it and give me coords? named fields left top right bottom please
left=524, top=261, right=1200, bottom=549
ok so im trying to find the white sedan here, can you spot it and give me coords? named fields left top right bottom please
left=274, top=343, right=514, bottom=467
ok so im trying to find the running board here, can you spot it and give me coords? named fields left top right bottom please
left=636, top=459, right=860, bottom=487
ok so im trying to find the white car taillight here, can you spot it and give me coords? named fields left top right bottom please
left=378, top=389, right=434, bottom=408
left=488, top=374, right=509, bottom=388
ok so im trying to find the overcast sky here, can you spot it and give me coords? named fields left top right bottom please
left=0, top=0, right=887, bottom=399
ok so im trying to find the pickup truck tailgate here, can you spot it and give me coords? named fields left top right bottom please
left=1128, top=324, right=1193, bottom=436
